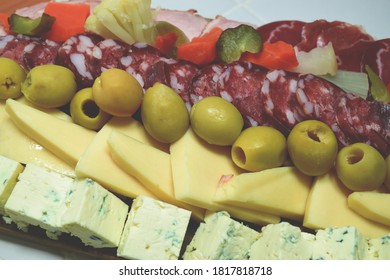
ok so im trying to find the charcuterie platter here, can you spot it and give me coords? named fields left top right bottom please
left=1, top=0, right=390, bottom=260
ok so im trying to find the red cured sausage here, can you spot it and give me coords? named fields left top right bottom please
left=56, top=33, right=104, bottom=87
left=0, top=34, right=59, bottom=70
left=189, top=64, right=224, bottom=104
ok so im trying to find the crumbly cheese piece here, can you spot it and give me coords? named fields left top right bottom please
left=312, top=226, right=367, bottom=260
left=249, top=222, right=315, bottom=260
left=183, top=211, right=259, bottom=260
left=117, top=196, right=191, bottom=260
left=364, top=235, right=390, bottom=260
left=4, top=163, right=74, bottom=238
left=0, top=155, right=24, bottom=215
left=61, top=178, right=129, bottom=248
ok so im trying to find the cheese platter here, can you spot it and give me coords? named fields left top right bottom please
left=1, top=0, right=390, bottom=260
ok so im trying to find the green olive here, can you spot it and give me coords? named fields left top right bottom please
left=190, top=96, right=244, bottom=146
left=22, top=64, right=77, bottom=108
left=0, top=57, right=26, bottom=100
left=70, top=88, right=112, bottom=131
left=385, top=155, right=390, bottom=191
left=141, top=82, right=189, bottom=143
left=336, top=143, right=386, bottom=191
left=231, top=126, right=287, bottom=172
left=92, top=68, right=143, bottom=117
left=287, top=120, right=338, bottom=176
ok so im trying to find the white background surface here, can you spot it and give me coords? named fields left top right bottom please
left=0, top=0, right=389, bottom=260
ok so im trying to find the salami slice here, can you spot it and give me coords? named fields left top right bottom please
left=335, top=93, right=390, bottom=156
left=294, top=74, right=355, bottom=146
left=296, top=20, right=374, bottom=71
left=94, top=39, right=129, bottom=74
left=260, top=69, right=301, bottom=134
left=189, top=64, right=224, bottom=104
left=0, top=34, right=59, bottom=70
left=257, top=20, right=305, bottom=46
left=165, top=60, right=200, bottom=108
left=56, top=33, right=104, bottom=87
left=361, top=38, right=390, bottom=86
left=217, top=61, right=271, bottom=128
left=120, top=42, right=166, bottom=89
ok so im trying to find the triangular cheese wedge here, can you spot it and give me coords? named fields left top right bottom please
left=5, top=99, right=95, bottom=167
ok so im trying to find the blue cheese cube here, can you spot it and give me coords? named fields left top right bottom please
left=249, top=222, right=315, bottom=260
left=61, top=178, right=129, bottom=248
left=364, top=235, right=390, bottom=260
left=183, top=211, right=259, bottom=260
left=0, top=155, right=24, bottom=215
left=4, top=163, right=74, bottom=238
left=312, top=226, right=366, bottom=260
left=117, top=196, right=191, bottom=260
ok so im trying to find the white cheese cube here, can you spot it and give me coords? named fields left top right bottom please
left=61, top=178, right=129, bottom=248
left=249, top=222, right=315, bottom=260
left=117, top=195, right=191, bottom=260
left=312, top=226, right=366, bottom=260
left=4, top=163, right=74, bottom=238
left=0, top=155, right=24, bottom=215
left=183, top=211, right=259, bottom=260
left=364, top=235, right=390, bottom=260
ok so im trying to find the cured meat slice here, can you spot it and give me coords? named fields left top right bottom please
left=56, top=33, right=104, bottom=87
left=217, top=61, right=271, bottom=127
left=257, top=20, right=305, bottom=46
left=335, top=93, right=390, bottom=156
left=260, top=69, right=301, bottom=134
left=94, top=38, right=129, bottom=74
left=119, top=42, right=166, bottom=89
left=165, top=60, right=200, bottom=108
left=189, top=64, right=223, bottom=104
left=361, top=38, right=390, bottom=86
left=296, top=20, right=374, bottom=71
left=294, top=74, right=355, bottom=146
left=0, top=34, right=60, bottom=70
left=143, top=60, right=169, bottom=90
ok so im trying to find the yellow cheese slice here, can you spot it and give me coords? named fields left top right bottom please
left=348, top=192, right=390, bottom=227
left=75, top=117, right=158, bottom=199
left=107, top=130, right=205, bottom=221
left=214, top=167, right=312, bottom=221
left=5, top=99, right=95, bottom=167
left=0, top=98, right=75, bottom=177
left=170, top=128, right=280, bottom=225
left=304, top=171, right=390, bottom=238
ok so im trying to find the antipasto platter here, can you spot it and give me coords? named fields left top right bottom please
left=0, top=0, right=390, bottom=260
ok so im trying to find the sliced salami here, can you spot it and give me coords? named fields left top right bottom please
left=56, top=33, right=104, bottom=87
left=335, top=93, right=390, bottom=156
left=260, top=69, right=301, bottom=134
left=165, top=60, right=200, bottom=108
left=217, top=61, right=271, bottom=127
left=361, top=38, right=390, bottom=86
left=0, top=34, right=59, bottom=70
left=297, top=20, right=374, bottom=71
left=257, top=20, right=305, bottom=46
left=294, top=74, right=355, bottom=146
left=93, top=39, right=129, bottom=74
left=189, top=64, right=224, bottom=104
left=119, top=42, right=166, bottom=89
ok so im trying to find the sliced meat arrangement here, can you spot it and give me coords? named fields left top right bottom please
left=0, top=34, right=60, bottom=70
left=257, top=20, right=305, bottom=46
left=361, top=38, right=390, bottom=86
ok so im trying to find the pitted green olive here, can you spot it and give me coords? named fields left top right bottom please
left=141, top=82, right=189, bottom=143
left=0, top=57, right=26, bottom=100
left=70, top=88, right=111, bottom=131
left=232, top=126, right=287, bottom=172
left=92, top=68, right=143, bottom=117
left=336, top=143, right=386, bottom=191
left=287, top=120, right=338, bottom=176
left=22, top=64, right=77, bottom=108
left=190, top=96, right=244, bottom=146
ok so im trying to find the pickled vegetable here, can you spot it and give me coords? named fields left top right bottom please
left=0, top=58, right=26, bottom=100
left=217, top=24, right=262, bottom=63
left=9, top=13, right=55, bottom=36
